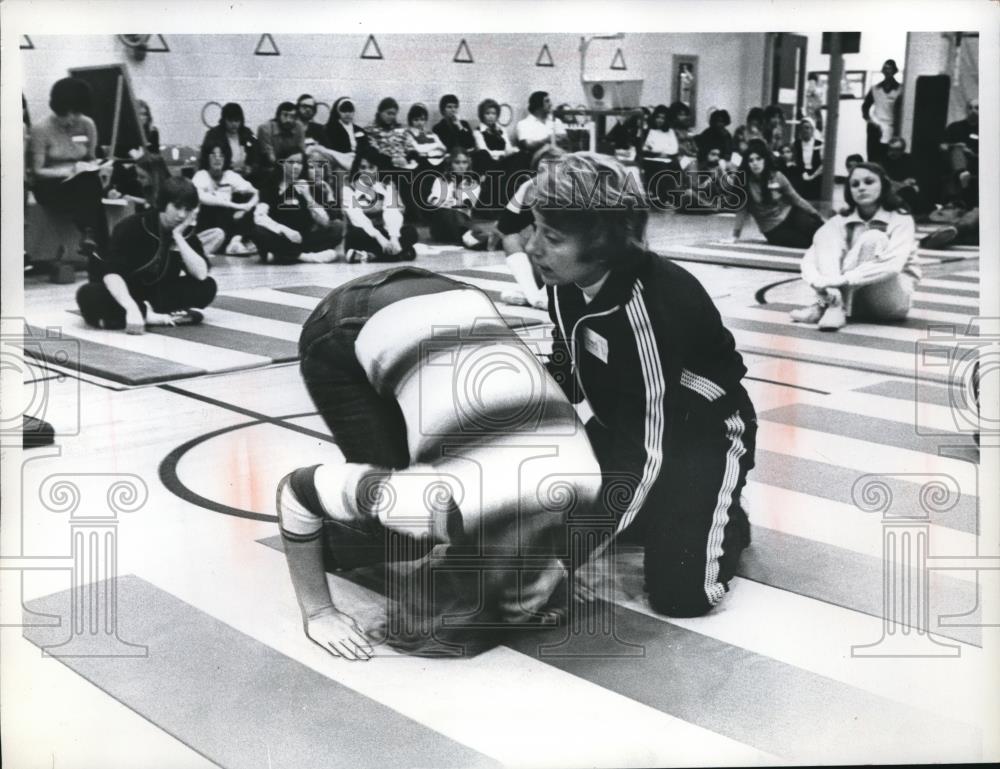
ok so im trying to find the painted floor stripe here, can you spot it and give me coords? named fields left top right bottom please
left=761, top=300, right=977, bottom=327
left=30, top=310, right=270, bottom=375
left=252, top=537, right=773, bottom=767
left=201, top=307, right=303, bottom=342
left=147, top=322, right=298, bottom=362
left=22, top=323, right=204, bottom=385
left=913, top=298, right=981, bottom=314
left=751, top=449, right=977, bottom=534
left=759, top=402, right=978, bottom=456
left=734, top=303, right=935, bottom=343
left=854, top=379, right=956, bottom=407
left=727, top=314, right=918, bottom=353
left=445, top=268, right=516, bottom=282
left=212, top=295, right=314, bottom=324
left=23, top=576, right=499, bottom=769
left=713, top=239, right=978, bottom=262
left=744, top=481, right=979, bottom=582
left=755, top=382, right=968, bottom=433
left=757, top=418, right=977, bottom=490
left=501, top=590, right=981, bottom=762
left=221, top=287, right=322, bottom=310
left=610, top=573, right=987, bottom=728
left=919, top=280, right=980, bottom=297
left=667, top=243, right=803, bottom=264
left=914, top=291, right=979, bottom=308
left=739, top=527, right=980, bottom=648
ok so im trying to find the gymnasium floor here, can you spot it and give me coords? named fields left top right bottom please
left=7, top=209, right=992, bottom=768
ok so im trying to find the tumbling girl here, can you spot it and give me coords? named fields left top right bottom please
left=279, top=266, right=602, bottom=658
left=251, top=148, right=345, bottom=264
left=192, top=142, right=259, bottom=255
left=426, top=147, right=489, bottom=249
left=791, top=162, right=920, bottom=332
left=341, top=148, right=419, bottom=262
left=731, top=139, right=824, bottom=248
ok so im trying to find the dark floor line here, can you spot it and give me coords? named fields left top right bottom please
left=743, top=375, right=831, bottom=395
left=754, top=277, right=799, bottom=305
left=158, top=384, right=332, bottom=443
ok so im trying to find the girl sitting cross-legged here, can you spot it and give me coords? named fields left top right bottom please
left=341, top=148, right=419, bottom=263
left=425, top=147, right=491, bottom=250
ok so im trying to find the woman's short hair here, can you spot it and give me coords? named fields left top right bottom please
left=377, top=97, right=399, bottom=115
left=220, top=102, right=245, bottom=126
left=157, top=176, right=199, bottom=212
left=841, top=162, right=908, bottom=215
left=49, top=77, right=92, bottom=117
left=709, top=109, right=731, bottom=127
left=439, top=94, right=459, bottom=114
left=667, top=101, right=691, bottom=127
left=350, top=145, right=384, bottom=176
left=532, top=151, right=649, bottom=266
left=407, top=103, right=429, bottom=125
left=745, top=107, right=765, bottom=127
left=528, top=91, right=549, bottom=114
left=650, top=104, right=670, bottom=126
left=478, top=98, right=500, bottom=122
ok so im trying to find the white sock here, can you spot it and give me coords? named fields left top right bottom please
left=462, top=230, right=480, bottom=248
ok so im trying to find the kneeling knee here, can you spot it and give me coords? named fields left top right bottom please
left=647, top=583, right=719, bottom=618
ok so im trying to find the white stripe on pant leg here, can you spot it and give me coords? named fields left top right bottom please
left=704, top=412, right=748, bottom=607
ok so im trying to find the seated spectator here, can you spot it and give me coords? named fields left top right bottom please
left=607, top=109, right=647, bottom=162
left=515, top=91, right=568, bottom=158
left=136, top=99, right=161, bottom=154
left=365, top=97, right=416, bottom=170
left=676, top=145, right=734, bottom=214
left=805, top=73, right=825, bottom=133
left=792, top=117, right=823, bottom=201
left=30, top=77, right=113, bottom=258
left=257, top=101, right=306, bottom=175
left=251, top=147, right=345, bottom=264
left=426, top=147, right=490, bottom=250
left=555, top=103, right=592, bottom=152
left=472, top=98, right=518, bottom=208
left=790, top=162, right=919, bottom=331
left=882, top=137, right=929, bottom=218
left=696, top=109, right=733, bottom=161
left=731, top=138, right=824, bottom=248
left=105, top=151, right=170, bottom=210
left=845, top=153, right=864, bottom=175
left=199, top=102, right=260, bottom=183
left=669, top=101, right=699, bottom=167
left=341, top=148, right=418, bottom=263
left=76, top=177, right=215, bottom=333
left=733, top=107, right=766, bottom=158
left=192, top=142, right=259, bottom=255
left=777, top=143, right=803, bottom=193
left=432, top=94, right=476, bottom=154
left=296, top=93, right=327, bottom=144
left=406, top=103, right=448, bottom=167
left=941, top=98, right=978, bottom=209
left=763, top=105, right=786, bottom=156
left=323, top=97, right=367, bottom=162
left=641, top=104, right=681, bottom=205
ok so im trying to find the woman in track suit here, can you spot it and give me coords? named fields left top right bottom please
left=525, top=152, right=757, bottom=617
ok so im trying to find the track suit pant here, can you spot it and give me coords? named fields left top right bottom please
left=76, top=275, right=218, bottom=330
left=252, top=220, right=345, bottom=265
left=587, top=394, right=757, bottom=618
left=345, top=222, right=418, bottom=262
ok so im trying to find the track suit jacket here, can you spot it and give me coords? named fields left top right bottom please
left=547, top=248, right=757, bottom=613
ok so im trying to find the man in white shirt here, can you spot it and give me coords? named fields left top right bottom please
left=515, top=91, right=569, bottom=154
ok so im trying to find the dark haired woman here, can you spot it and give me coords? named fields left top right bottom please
left=340, top=149, right=418, bottom=262
left=641, top=104, right=680, bottom=205
left=192, top=142, right=259, bottom=255
left=75, top=177, right=216, bottom=333
left=426, top=147, right=489, bottom=249
left=525, top=151, right=756, bottom=619
left=199, top=102, right=260, bottom=182
left=251, top=148, right=345, bottom=264
left=29, top=77, right=111, bottom=257
left=472, top=98, right=517, bottom=206
left=731, top=139, right=823, bottom=248
left=324, top=97, right=368, bottom=157
left=733, top=107, right=765, bottom=157
left=432, top=94, right=475, bottom=153
left=696, top=109, right=733, bottom=161
left=136, top=99, right=161, bottom=155
left=792, top=117, right=824, bottom=201
left=790, top=162, right=919, bottom=331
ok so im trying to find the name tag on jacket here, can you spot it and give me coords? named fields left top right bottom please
left=581, top=327, right=609, bottom=364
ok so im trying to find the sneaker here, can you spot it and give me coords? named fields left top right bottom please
left=346, top=249, right=375, bottom=263
left=298, top=250, right=339, bottom=264
left=817, top=301, right=846, bottom=331
left=920, top=225, right=958, bottom=250
left=789, top=302, right=825, bottom=323
left=225, top=237, right=250, bottom=256
left=168, top=309, right=204, bottom=327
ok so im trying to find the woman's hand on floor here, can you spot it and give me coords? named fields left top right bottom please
left=305, top=606, right=374, bottom=661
